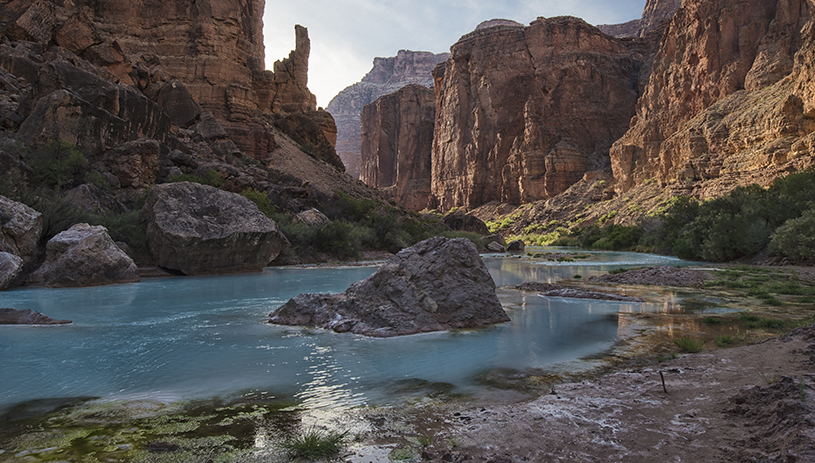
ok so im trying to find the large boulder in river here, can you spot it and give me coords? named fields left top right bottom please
left=0, top=195, right=42, bottom=269
left=269, top=236, right=510, bottom=337
left=28, top=223, right=139, bottom=288
left=140, top=182, right=287, bottom=275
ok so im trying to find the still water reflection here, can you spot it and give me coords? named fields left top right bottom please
left=0, top=249, right=701, bottom=411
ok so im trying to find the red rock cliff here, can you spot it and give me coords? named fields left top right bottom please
left=1, top=0, right=336, bottom=162
left=610, top=0, right=815, bottom=196
left=430, top=17, right=645, bottom=211
left=360, top=84, right=435, bottom=210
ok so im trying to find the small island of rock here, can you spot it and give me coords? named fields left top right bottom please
left=269, top=236, right=510, bottom=337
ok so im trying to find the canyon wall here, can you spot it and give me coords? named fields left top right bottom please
left=326, top=50, right=449, bottom=178
left=610, top=0, right=815, bottom=197
left=429, top=17, right=645, bottom=211
left=360, top=84, right=435, bottom=210
left=0, top=0, right=339, bottom=164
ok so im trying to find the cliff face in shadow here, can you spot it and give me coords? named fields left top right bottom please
left=326, top=50, right=449, bottom=178
left=360, top=84, right=435, bottom=210
left=429, top=17, right=647, bottom=211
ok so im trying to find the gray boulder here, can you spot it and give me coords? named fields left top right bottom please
left=28, top=223, right=139, bottom=287
left=485, top=241, right=506, bottom=253
left=294, top=208, right=330, bottom=227
left=269, top=236, right=510, bottom=337
left=443, top=212, right=490, bottom=235
left=0, top=252, right=23, bottom=290
left=507, top=240, right=525, bottom=253
left=140, top=182, right=287, bottom=275
left=0, top=308, right=71, bottom=325
left=0, top=195, right=42, bottom=268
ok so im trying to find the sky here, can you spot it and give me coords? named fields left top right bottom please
left=263, top=1, right=647, bottom=108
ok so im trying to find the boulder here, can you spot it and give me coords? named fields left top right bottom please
left=485, top=241, right=506, bottom=253
left=269, top=236, right=510, bottom=337
left=0, top=252, right=23, bottom=290
left=140, top=182, right=287, bottom=275
left=0, top=308, right=71, bottom=325
left=507, top=240, right=525, bottom=253
left=28, top=223, right=139, bottom=288
left=294, top=208, right=330, bottom=227
left=443, top=212, right=489, bottom=235
left=0, top=195, right=42, bottom=268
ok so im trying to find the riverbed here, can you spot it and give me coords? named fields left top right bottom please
left=0, top=249, right=705, bottom=414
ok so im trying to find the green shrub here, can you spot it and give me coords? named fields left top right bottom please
left=279, top=427, right=347, bottom=460
left=167, top=169, right=225, bottom=188
left=28, top=140, right=89, bottom=191
left=240, top=188, right=276, bottom=217
left=674, top=337, right=704, bottom=353
left=769, top=208, right=815, bottom=260
left=714, top=334, right=735, bottom=346
left=94, top=210, right=148, bottom=256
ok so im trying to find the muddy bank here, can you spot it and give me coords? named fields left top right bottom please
left=353, top=324, right=815, bottom=463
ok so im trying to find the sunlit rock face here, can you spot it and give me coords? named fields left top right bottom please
left=597, top=0, right=682, bottom=38
left=430, top=17, right=645, bottom=211
left=610, top=0, right=815, bottom=197
left=269, top=237, right=510, bottom=337
left=326, top=50, right=449, bottom=178
left=360, top=84, right=436, bottom=210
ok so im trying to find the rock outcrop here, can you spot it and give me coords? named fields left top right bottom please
left=610, top=0, right=815, bottom=197
left=0, top=252, right=23, bottom=290
left=140, top=182, right=287, bottom=275
left=326, top=50, right=449, bottom=178
left=0, top=195, right=42, bottom=271
left=430, top=17, right=645, bottom=211
left=269, top=236, right=509, bottom=337
left=360, top=84, right=436, bottom=210
left=28, top=223, right=140, bottom=288
left=0, top=308, right=71, bottom=325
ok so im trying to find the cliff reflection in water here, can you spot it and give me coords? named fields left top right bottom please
left=1, top=249, right=702, bottom=411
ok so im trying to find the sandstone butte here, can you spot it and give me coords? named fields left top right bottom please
left=326, top=50, right=449, bottom=178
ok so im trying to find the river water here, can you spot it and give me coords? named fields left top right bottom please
left=0, top=249, right=701, bottom=412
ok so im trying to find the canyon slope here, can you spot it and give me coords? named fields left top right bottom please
left=326, top=50, right=449, bottom=178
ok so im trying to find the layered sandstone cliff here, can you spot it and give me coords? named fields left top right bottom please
left=610, top=0, right=815, bottom=197
left=0, top=0, right=339, bottom=165
left=360, top=84, right=435, bottom=210
left=430, top=17, right=645, bottom=211
left=326, top=50, right=449, bottom=178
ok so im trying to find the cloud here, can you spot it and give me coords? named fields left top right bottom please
left=263, top=1, right=647, bottom=107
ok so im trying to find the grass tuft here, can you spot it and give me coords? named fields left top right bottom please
left=674, top=337, right=704, bottom=353
left=278, top=427, right=347, bottom=460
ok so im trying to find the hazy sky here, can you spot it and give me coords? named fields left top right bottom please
left=263, top=1, right=647, bottom=107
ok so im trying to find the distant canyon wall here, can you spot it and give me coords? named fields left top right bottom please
left=326, top=50, right=449, bottom=178
left=360, top=84, right=435, bottom=210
